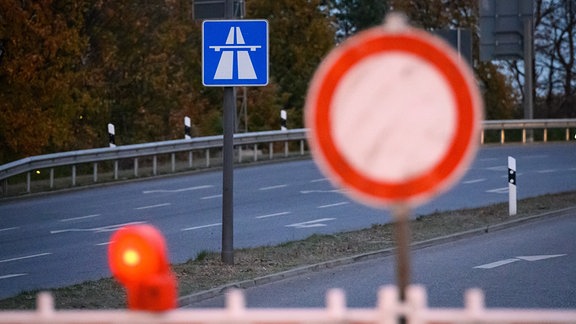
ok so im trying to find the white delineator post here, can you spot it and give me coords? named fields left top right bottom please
left=184, top=116, right=192, bottom=139
left=108, top=123, right=116, bottom=148
left=508, top=156, right=517, bottom=216
left=280, top=110, right=287, bottom=131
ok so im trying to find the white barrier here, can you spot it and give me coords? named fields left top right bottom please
left=1, top=286, right=575, bottom=324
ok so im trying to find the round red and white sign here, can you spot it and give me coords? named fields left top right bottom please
left=305, top=17, right=483, bottom=208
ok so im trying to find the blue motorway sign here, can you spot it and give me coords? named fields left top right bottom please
left=202, top=20, right=268, bottom=87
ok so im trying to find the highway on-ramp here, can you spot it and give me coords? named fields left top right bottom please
left=186, top=210, right=576, bottom=309
left=0, top=143, right=575, bottom=300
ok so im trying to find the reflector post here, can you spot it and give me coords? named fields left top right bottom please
left=108, top=224, right=177, bottom=311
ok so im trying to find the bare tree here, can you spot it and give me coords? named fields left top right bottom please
left=506, top=0, right=575, bottom=118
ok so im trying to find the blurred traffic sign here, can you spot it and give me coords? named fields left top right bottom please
left=479, top=0, right=534, bottom=61
left=202, top=20, right=268, bottom=86
left=305, top=15, right=483, bottom=209
left=193, top=0, right=244, bottom=20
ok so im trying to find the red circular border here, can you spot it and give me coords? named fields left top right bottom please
left=307, top=30, right=479, bottom=205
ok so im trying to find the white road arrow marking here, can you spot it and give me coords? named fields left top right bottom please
left=474, top=254, right=567, bottom=269
left=286, top=218, right=336, bottom=229
left=515, top=254, right=566, bottom=261
left=474, top=258, right=520, bottom=269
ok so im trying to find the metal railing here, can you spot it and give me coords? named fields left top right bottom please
left=1, top=119, right=575, bottom=197
left=482, top=118, right=576, bottom=144
left=1, top=287, right=575, bottom=323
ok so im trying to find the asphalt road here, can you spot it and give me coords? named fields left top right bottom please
left=187, top=211, right=576, bottom=309
left=1, top=142, right=575, bottom=299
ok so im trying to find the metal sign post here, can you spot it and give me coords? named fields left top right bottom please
left=392, top=206, right=411, bottom=302
left=523, top=16, right=534, bottom=141
left=201, top=0, right=268, bottom=265
left=221, top=0, right=235, bottom=266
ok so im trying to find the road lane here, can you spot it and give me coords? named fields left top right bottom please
left=187, top=211, right=576, bottom=309
left=0, top=143, right=575, bottom=299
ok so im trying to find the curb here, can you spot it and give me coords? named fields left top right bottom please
left=178, top=206, right=576, bottom=307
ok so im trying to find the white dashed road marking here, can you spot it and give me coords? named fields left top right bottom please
left=0, top=274, right=27, bottom=280
left=318, top=202, right=349, bottom=208
left=59, top=214, right=101, bottom=222
left=143, top=185, right=213, bottom=194
left=462, top=178, right=486, bottom=184
left=0, top=227, right=19, bottom=233
left=182, top=223, right=222, bottom=231
left=259, top=184, right=288, bottom=191
left=0, top=253, right=52, bottom=264
left=135, top=203, right=171, bottom=210
left=255, top=212, right=291, bottom=219
left=201, top=194, right=222, bottom=200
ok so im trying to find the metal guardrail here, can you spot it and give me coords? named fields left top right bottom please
left=1, top=119, right=575, bottom=196
left=0, top=129, right=307, bottom=196
left=482, top=118, right=576, bottom=144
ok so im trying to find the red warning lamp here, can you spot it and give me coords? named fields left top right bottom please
left=108, top=224, right=177, bottom=311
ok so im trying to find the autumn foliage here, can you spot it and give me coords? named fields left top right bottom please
left=0, top=0, right=334, bottom=164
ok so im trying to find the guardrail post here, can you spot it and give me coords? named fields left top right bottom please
left=153, top=156, right=158, bottom=176
left=72, top=165, right=77, bottom=186
left=522, top=129, right=527, bottom=143
left=171, top=153, right=176, bottom=172
left=49, top=169, right=54, bottom=189
left=93, top=163, right=98, bottom=183
left=26, top=172, right=31, bottom=193
left=188, top=151, right=193, bottom=168
left=284, top=142, right=288, bottom=157
left=543, top=128, right=548, bottom=142
left=500, top=129, right=505, bottom=144
left=566, top=128, right=570, bottom=141
left=481, top=130, right=485, bottom=144
left=134, top=158, right=139, bottom=177
left=300, top=140, right=304, bottom=155
left=206, top=149, right=210, bottom=168
left=269, top=142, right=273, bottom=160
left=238, top=146, right=243, bottom=163
left=253, top=144, right=258, bottom=161
left=114, top=161, right=119, bottom=180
